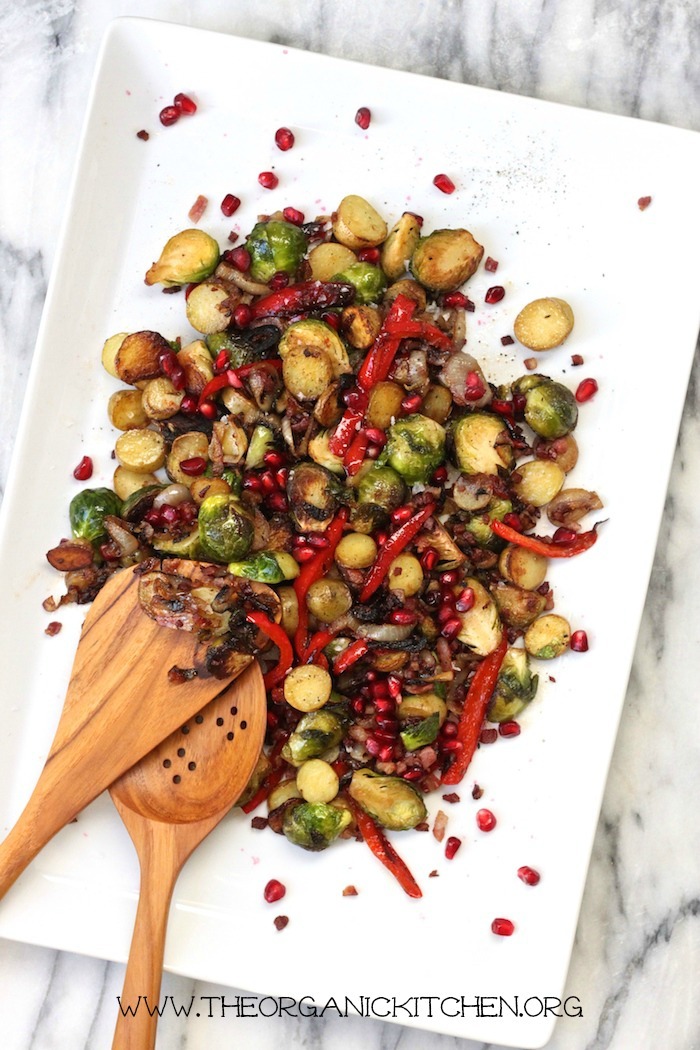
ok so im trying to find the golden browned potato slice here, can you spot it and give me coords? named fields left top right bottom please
left=513, top=297, right=574, bottom=351
left=108, top=388, right=149, bottom=431
left=101, top=332, right=128, bottom=378
left=166, top=431, right=210, bottom=484
left=113, top=465, right=160, bottom=500
left=185, top=281, right=237, bottom=335
left=511, top=459, right=565, bottom=507
left=332, top=195, right=388, bottom=250
left=524, top=613, right=571, bottom=659
left=177, top=339, right=214, bottom=395
left=141, top=377, right=184, bottom=421
left=115, top=429, right=166, bottom=473
left=365, top=381, right=405, bottom=429
left=411, top=229, right=484, bottom=292
left=282, top=345, right=334, bottom=401
left=115, top=330, right=171, bottom=386
left=381, top=212, right=422, bottom=280
left=308, top=241, right=357, bottom=281
left=340, top=304, right=382, bottom=349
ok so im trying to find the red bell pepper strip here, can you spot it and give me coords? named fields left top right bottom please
left=328, top=408, right=363, bottom=457
left=240, top=766, right=286, bottom=814
left=441, top=635, right=508, bottom=786
left=343, top=430, right=369, bottom=475
left=303, top=629, right=335, bottom=663
left=197, top=360, right=283, bottom=406
left=357, top=295, right=416, bottom=391
left=246, top=610, right=294, bottom=690
left=347, top=797, right=422, bottom=899
left=293, top=508, right=349, bottom=657
left=332, top=638, right=370, bottom=675
left=490, top=519, right=600, bottom=557
left=249, top=280, right=355, bottom=319
left=359, top=502, right=436, bottom=602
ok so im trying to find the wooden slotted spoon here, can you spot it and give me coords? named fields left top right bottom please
left=0, top=565, right=254, bottom=899
left=110, top=660, right=266, bottom=1050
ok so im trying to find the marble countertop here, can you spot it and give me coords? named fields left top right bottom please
left=1, top=2, right=699, bottom=1049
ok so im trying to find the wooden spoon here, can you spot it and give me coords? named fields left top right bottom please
left=110, top=660, right=266, bottom=1050
left=0, top=565, right=254, bottom=899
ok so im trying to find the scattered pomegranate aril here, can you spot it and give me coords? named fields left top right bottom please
left=400, top=393, right=423, bottom=413
left=306, top=535, right=331, bottom=551
left=439, top=570, right=459, bottom=585
left=491, top=917, right=515, bottom=937
left=263, top=878, right=286, bottom=903
left=283, top=206, right=305, bottom=225
left=179, top=456, right=207, bottom=477
left=485, top=285, right=505, bottom=304
left=229, top=246, right=251, bottom=272
left=357, top=247, right=380, bottom=264
left=443, top=290, right=470, bottom=309
left=258, top=171, right=279, bottom=190
left=479, top=728, right=498, bottom=745
left=174, top=92, right=197, bottom=115
left=570, top=629, right=589, bottom=652
left=293, top=545, right=316, bottom=563
left=343, top=387, right=368, bottom=412
left=180, top=394, right=198, bottom=414
left=571, top=353, right=584, bottom=366
left=159, top=105, right=180, bottom=127
left=387, top=674, right=403, bottom=699
left=420, top=547, right=439, bottom=571
left=263, top=450, right=286, bottom=468
left=274, top=127, right=295, bottom=151
left=444, top=836, right=462, bottom=859
left=214, top=349, right=229, bottom=372
left=499, top=720, right=521, bottom=738
left=73, top=456, right=93, bottom=481
left=355, top=106, right=371, bottom=130
left=199, top=400, right=217, bottom=420
left=389, top=609, right=417, bottom=626
left=517, top=865, right=541, bottom=886
left=441, top=618, right=462, bottom=641
left=391, top=504, right=414, bottom=524
left=455, top=587, right=475, bottom=613
left=637, top=195, right=652, bottom=211
left=484, top=256, right=499, bottom=272
left=552, top=527, right=578, bottom=545
left=431, top=465, right=448, bottom=484
left=221, top=193, right=241, bottom=217
left=575, top=377, right=599, bottom=403
left=502, top=512, right=522, bottom=531
left=476, top=808, right=497, bottom=832
left=269, top=271, right=290, bottom=291
left=433, top=173, right=455, bottom=195
left=233, top=304, right=252, bottom=328
left=464, top=371, right=486, bottom=401
left=364, top=427, right=387, bottom=447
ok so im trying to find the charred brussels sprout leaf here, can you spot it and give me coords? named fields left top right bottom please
left=357, top=464, right=406, bottom=511
left=487, top=647, right=539, bottom=722
left=282, top=801, right=352, bottom=851
left=331, top=262, right=388, bottom=304
left=120, top=484, right=163, bottom=522
left=244, top=424, right=276, bottom=470
left=197, top=494, right=254, bottom=563
left=400, top=712, right=440, bottom=751
left=245, top=220, right=308, bottom=284
left=145, top=229, right=220, bottom=287
left=206, top=325, right=281, bottom=369
left=384, top=414, right=446, bottom=485
left=287, top=461, right=342, bottom=533
left=69, top=488, right=123, bottom=544
left=227, top=550, right=299, bottom=584
left=348, top=768, right=427, bottom=830
left=281, top=708, right=348, bottom=765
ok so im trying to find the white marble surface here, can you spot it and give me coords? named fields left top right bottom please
left=1, top=2, right=699, bottom=1048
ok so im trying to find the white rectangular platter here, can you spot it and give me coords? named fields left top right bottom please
left=0, top=17, right=699, bottom=1048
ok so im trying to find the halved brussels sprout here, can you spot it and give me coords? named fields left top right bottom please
left=520, top=380, right=578, bottom=440
left=308, top=430, right=346, bottom=475
left=397, top=691, right=447, bottom=724
left=384, top=414, right=446, bottom=485
left=69, top=488, right=122, bottom=544
left=487, top=647, right=539, bottom=723
left=400, top=712, right=441, bottom=751
left=197, top=494, right=254, bottom=563
left=278, top=319, right=351, bottom=378
left=465, top=498, right=513, bottom=551
left=451, top=413, right=514, bottom=475
left=226, top=550, right=299, bottom=584
left=348, top=769, right=427, bottom=831
left=145, top=228, right=220, bottom=287
left=244, top=424, right=276, bottom=470
left=456, top=577, right=504, bottom=655
left=151, top=525, right=202, bottom=559
left=282, top=707, right=349, bottom=766
left=357, top=463, right=406, bottom=511
left=381, top=212, right=422, bottom=281
left=282, top=801, right=351, bottom=851
left=410, top=228, right=484, bottom=292
left=331, top=262, right=387, bottom=305
left=491, top=580, right=547, bottom=630
left=286, top=461, right=342, bottom=533
left=524, top=614, right=571, bottom=659
left=244, top=220, right=308, bottom=284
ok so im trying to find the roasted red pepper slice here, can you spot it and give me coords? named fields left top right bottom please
left=359, top=502, right=436, bottom=602
left=303, top=629, right=335, bottom=663
left=240, top=766, right=286, bottom=814
left=343, top=430, right=369, bottom=476
left=490, top=519, right=600, bottom=557
left=441, top=635, right=508, bottom=786
left=347, top=797, right=422, bottom=898
left=357, top=294, right=416, bottom=391
left=249, top=280, right=355, bottom=319
left=329, top=408, right=364, bottom=457
left=293, top=508, right=349, bottom=657
left=246, top=610, right=293, bottom=690
left=332, top=638, right=370, bottom=675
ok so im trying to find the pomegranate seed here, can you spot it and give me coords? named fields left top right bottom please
left=502, top=512, right=522, bottom=531
left=136, top=129, right=149, bottom=141
left=159, top=105, right=180, bottom=127
left=464, top=372, right=486, bottom=401
left=294, top=545, right=316, bottom=562
left=479, top=728, right=498, bottom=745
left=170, top=365, right=186, bottom=390
left=174, top=92, right=197, bottom=115
left=73, top=455, right=93, bottom=481
left=499, top=720, right=521, bottom=738
left=391, top=505, right=414, bottom=524
left=501, top=335, right=515, bottom=346
left=440, top=570, right=459, bottom=585
left=387, top=675, right=402, bottom=699
left=274, top=127, right=295, bottom=151
left=455, top=587, right=475, bottom=613
left=370, top=680, right=390, bottom=697
left=263, top=450, right=285, bottom=468
left=364, top=427, right=386, bottom=447
left=571, top=353, right=584, bottom=366
left=215, top=349, right=229, bottom=372
left=476, top=808, right=497, bottom=832
left=145, top=509, right=163, bottom=526
left=402, top=768, right=423, bottom=782
left=485, top=286, right=505, bottom=304
left=637, top=195, right=652, bottom=211
left=440, top=723, right=458, bottom=740
left=260, top=470, right=277, bottom=493
left=266, top=710, right=279, bottom=730
left=517, top=865, right=541, bottom=886
left=445, top=836, right=462, bottom=859
left=491, top=917, right=515, bottom=936
left=441, top=618, right=462, bottom=640
left=374, top=529, right=388, bottom=547
left=269, top=271, right=290, bottom=291
left=431, top=465, right=448, bottom=484
left=258, top=171, right=279, bottom=190
left=437, top=604, right=456, bottom=625
left=160, top=504, right=179, bottom=524
left=420, top=548, right=439, bottom=571
left=575, top=378, right=598, bottom=403
left=283, top=206, right=305, bottom=225
left=433, top=173, right=455, bottom=195
left=400, top=393, right=423, bottom=413
left=199, top=400, right=217, bottom=419
left=243, top=474, right=263, bottom=492
left=233, top=304, right=252, bottom=328
left=180, top=394, right=198, bottom=414
left=321, top=311, right=340, bottom=329
left=374, top=715, right=398, bottom=732
left=441, top=740, right=462, bottom=756
left=484, top=256, right=499, bottom=272
left=389, top=609, right=417, bottom=626
left=221, top=193, right=241, bottom=217
left=442, top=291, right=469, bottom=309
left=264, top=878, right=286, bottom=903
left=552, top=527, right=578, bottom=545
left=374, top=697, right=395, bottom=714
left=355, top=106, right=371, bottom=130
left=357, top=247, right=380, bottom=264
left=229, top=246, right=251, bottom=272
left=179, top=456, right=207, bottom=477
left=570, top=629, right=589, bottom=652
left=343, top=387, right=368, bottom=412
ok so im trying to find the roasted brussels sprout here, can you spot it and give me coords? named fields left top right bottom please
left=226, top=550, right=299, bottom=583
left=397, top=691, right=447, bottom=724
left=410, top=228, right=484, bottom=292
left=244, top=424, right=276, bottom=470
left=331, top=262, right=387, bottom=304
left=278, top=319, right=351, bottom=378
left=400, top=712, right=440, bottom=751
left=487, top=647, right=539, bottom=722
left=524, top=613, right=571, bottom=659
left=491, top=580, right=547, bottom=630
left=69, top=488, right=122, bottom=544
left=381, top=212, right=422, bottom=280
left=456, top=578, right=504, bottom=656
left=348, top=769, right=427, bottom=831
left=519, top=379, right=578, bottom=440
left=244, top=220, right=308, bottom=284
left=465, top=498, right=513, bottom=551
left=356, top=463, right=406, bottom=511
left=383, top=414, right=446, bottom=485
left=151, top=525, right=202, bottom=559
left=145, top=228, right=220, bottom=287
left=308, top=430, right=346, bottom=474
left=451, top=413, right=514, bottom=475
left=282, top=801, right=351, bottom=851
left=286, top=462, right=342, bottom=533
left=206, top=324, right=281, bottom=370
left=282, top=707, right=349, bottom=765
left=197, top=494, right=254, bottom=563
